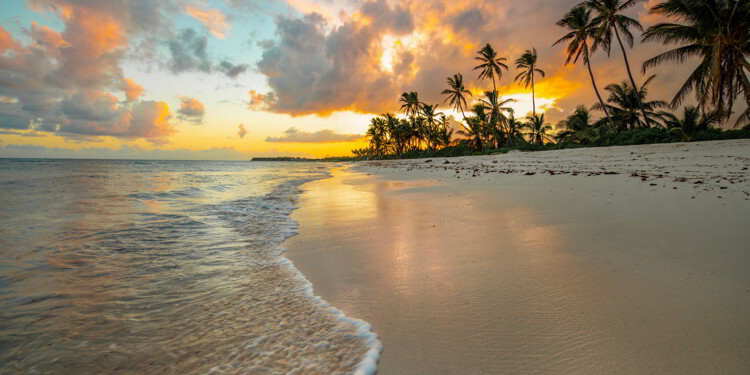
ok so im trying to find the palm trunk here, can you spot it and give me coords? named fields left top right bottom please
left=585, top=45, right=615, bottom=128
left=531, top=71, right=536, bottom=118
left=613, top=27, right=650, bottom=128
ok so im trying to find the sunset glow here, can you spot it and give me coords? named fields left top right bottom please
left=0, top=0, right=699, bottom=159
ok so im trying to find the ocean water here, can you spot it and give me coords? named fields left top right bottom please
left=0, top=159, right=380, bottom=374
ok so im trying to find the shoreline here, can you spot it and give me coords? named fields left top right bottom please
left=285, top=140, right=750, bottom=374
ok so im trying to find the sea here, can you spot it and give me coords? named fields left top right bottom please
left=0, top=159, right=380, bottom=374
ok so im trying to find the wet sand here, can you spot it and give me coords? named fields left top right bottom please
left=285, top=140, right=750, bottom=374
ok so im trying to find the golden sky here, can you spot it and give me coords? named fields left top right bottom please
left=0, top=0, right=701, bottom=159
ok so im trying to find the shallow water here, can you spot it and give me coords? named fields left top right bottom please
left=0, top=159, right=378, bottom=374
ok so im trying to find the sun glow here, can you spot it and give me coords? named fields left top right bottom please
left=378, top=33, right=424, bottom=75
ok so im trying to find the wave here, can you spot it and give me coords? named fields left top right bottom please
left=211, top=173, right=383, bottom=374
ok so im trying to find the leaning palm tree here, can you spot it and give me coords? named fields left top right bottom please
left=659, top=106, right=722, bottom=141
left=524, top=114, right=555, bottom=145
left=399, top=92, right=422, bottom=118
left=441, top=73, right=473, bottom=120
left=592, top=74, right=668, bottom=129
left=514, top=48, right=546, bottom=118
left=554, top=6, right=615, bottom=128
left=641, top=0, right=750, bottom=127
left=584, top=0, right=652, bottom=127
left=474, top=43, right=508, bottom=92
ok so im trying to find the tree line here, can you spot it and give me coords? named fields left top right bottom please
left=355, top=0, right=749, bottom=159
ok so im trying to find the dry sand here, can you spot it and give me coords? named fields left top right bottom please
left=285, top=140, right=750, bottom=374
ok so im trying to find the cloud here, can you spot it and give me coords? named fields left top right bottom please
left=451, top=8, right=489, bottom=34
left=29, top=21, right=69, bottom=51
left=122, top=78, right=144, bottom=101
left=184, top=4, right=230, bottom=39
left=177, top=96, right=205, bottom=124
left=248, top=90, right=276, bottom=110
left=251, top=0, right=700, bottom=123
left=256, top=1, right=415, bottom=116
left=166, top=28, right=248, bottom=78
left=0, top=26, right=23, bottom=52
left=0, top=129, right=46, bottom=137
left=57, top=100, right=175, bottom=142
left=0, top=1, right=182, bottom=142
left=265, top=127, right=363, bottom=143
left=217, top=60, right=248, bottom=78
left=237, top=123, right=247, bottom=138
left=126, top=101, right=175, bottom=139
left=168, top=28, right=212, bottom=74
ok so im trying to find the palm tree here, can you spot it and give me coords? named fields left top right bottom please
left=436, top=115, right=454, bottom=148
left=383, top=113, right=405, bottom=155
left=560, top=105, right=594, bottom=132
left=421, top=104, right=444, bottom=150
left=555, top=105, right=605, bottom=144
left=366, top=117, right=388, bottom=158
left=441, top=73, right=473, bottom=120
left=480, top=90, right=515, bottom=147
left=660, top=106, right=722, bottom=141
left=524, top=114, right=555, bottom=145
left=641, top=0, right=750, bottom=127
left=505, top=111, right=525, bottom=146
left=458, top=104, right=489, bottom=150
left=584, top=0, right=652, bottom=127
left=474, top=43, right=508, bottom=92
left=592, top=74, right=667, bottom=129
left=421, top=104, right=444, bottom=126
left=514, top=48, right=546, bottom=118
left=399, top=91, right=422, bottom=118
left=554, top=6, right=615, bottom=128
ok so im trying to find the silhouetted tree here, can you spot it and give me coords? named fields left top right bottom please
left=642, top=0, right=750, bottom=127
left=515, top=48, right=546, bottom=118
left=474, top=43, right=508, bottom=92
left=554, top=6, right=615, bottom=128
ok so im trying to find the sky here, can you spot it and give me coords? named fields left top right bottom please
left=0, top=0, right=716, bottom=159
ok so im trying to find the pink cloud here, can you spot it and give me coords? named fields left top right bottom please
left=184, top=4, right=230, bottom=39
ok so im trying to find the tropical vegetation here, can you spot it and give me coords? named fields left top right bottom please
left=354, top=0, right=750, bottom=159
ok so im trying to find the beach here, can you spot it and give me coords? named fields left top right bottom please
left=285, top=139, right=750, bottom=374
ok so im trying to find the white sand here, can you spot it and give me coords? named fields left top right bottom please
left=285, top=140, right=750, bottom=374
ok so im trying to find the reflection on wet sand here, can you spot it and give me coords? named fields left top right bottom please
left=286, top=166, right=750, bottom=375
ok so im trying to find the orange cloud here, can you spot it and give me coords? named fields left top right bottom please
left=124, top=101, right=175, bottom=141
left=122, top=78, right=144, bottom=101
left=184, top=5, right=230, bottom=39
left=177, top=96, right=205, bottom=124
left=248, top=90, right=276, bottom=110
left=30, top=22, right=68, bottom=49
left=0, top=27, right=22, bottom=52
left=1, top=1, right=182, bottom=142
